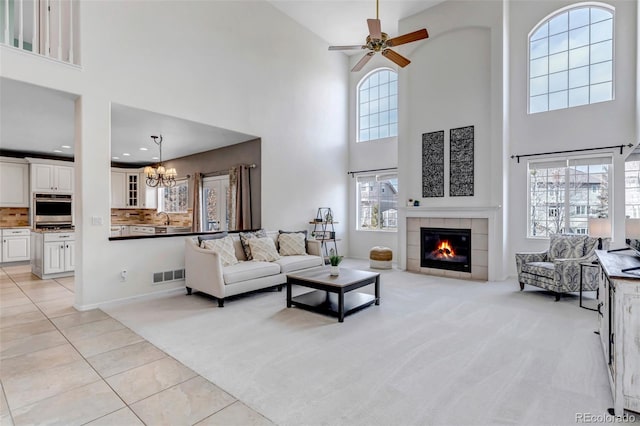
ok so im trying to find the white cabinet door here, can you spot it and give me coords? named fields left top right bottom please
left=55, top=166, right=74, bottom=193
left=2, top=235, right=30, bottom=262
left=125, top=173, right=139, bottom=207
left=43, top=241, right=65, bottom=274
left=0, top=162, right=29, bottom=207
left=32, top=164, right=55, bottom=192
left=64, top=240, right=75, bottom=272
left=31, top=164, right=73, bottom=193
left=111, top=172, right=126, bottom=208
left=141, top=176, right=157, bottom=209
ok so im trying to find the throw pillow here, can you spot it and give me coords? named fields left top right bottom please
left=239, top=229, right=267, bottom=260
left=198, top=231, right=228, bottom=246
left=548, top=234, right=587, bottom=261
left=278, top=232, right=306, bottom=256
left=248, top=237, right=281, bottom=262
left=202, top=236, right=239, bottom=267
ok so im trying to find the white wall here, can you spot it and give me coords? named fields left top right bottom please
left=397, top=0, right=506, bottom=276
left=507, top=0, right=638, bottom=271
left=1, top=1, right=349, bottom=307
left=348, top=54, right=399, bottom=260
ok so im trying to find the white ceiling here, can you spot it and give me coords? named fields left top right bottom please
left=1, top=1, right=441, bottom=161
left=0, top=78, right=256, bottom=164
left=269, top=0, right=442, bottom=53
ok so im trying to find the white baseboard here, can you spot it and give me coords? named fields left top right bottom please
left=74, top=286, right=185, bottom=311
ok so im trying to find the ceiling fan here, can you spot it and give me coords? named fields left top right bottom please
left=328, top=0, right=429, bottom=72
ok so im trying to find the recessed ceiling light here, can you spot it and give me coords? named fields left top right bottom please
left=61, top=145, right=71, bottom=149
left=122, top=153, right=130, bottom=156
left=53, top=149, right=62, bottom=153
left=139, top=147, right=148, bottom=151
left=112, top=156, right=120, bottom=160
left=152, top=156, right=159, bottom=160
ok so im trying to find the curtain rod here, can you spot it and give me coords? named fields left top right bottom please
left=202, top=163, right=256, bottom=178
left=511, top=143, right=634, bottom=163
left=347, top=167, right=397, bottom=177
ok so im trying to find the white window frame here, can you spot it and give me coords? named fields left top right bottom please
left=158, top=178, right=189, bottom=213
left=356, top=67, right=398, bottom=143
left=527, top=155, right=612, bottom=238
left=624, top=155, right=640, bottom=219
left=355, top=171, right=398, bottom=232
left=527, top=2, right=615, bottom=114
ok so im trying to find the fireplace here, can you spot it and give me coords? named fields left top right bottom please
left=420, top=227, right=471, bottom=273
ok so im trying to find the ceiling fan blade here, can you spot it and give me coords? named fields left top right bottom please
left=367, top=18, right=382, bottom=40
left=352, top=52, right=375, bottom=72
left=386, top=28, right=429, bottom=47
left=382, top=49, right=411, bottom=68
left=328, top=45, right=365, bottom=51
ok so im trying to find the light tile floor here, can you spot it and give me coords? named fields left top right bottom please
left=0, top=264, right=274, bottom=426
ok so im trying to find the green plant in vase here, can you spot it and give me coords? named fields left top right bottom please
left=328, top=254, right=343, bottom=276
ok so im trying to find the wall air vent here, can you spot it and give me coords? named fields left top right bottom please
left=152, top=269, right=186, bottom=285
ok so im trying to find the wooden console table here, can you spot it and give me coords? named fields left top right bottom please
left=595, top=250, right=640, bottom=416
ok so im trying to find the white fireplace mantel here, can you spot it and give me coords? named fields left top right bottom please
left=398, top=205, right=503, bottom=281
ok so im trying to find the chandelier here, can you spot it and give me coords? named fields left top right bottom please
left=143, top=135, right=177, bottom=188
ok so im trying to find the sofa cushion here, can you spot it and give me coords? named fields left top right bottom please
left=198, top=231, right=228, bottom=246
left=202, top=236, right=238, bottom=267
left=223, top=261, right=281, bottom=285
left=275, top=255, right=323, bottom=273
left=278, top=232, right=306, bottom=256
left=521, top=261, right=554, bottom=279
left=248, top=237, right=281, bottom=262
left=239, top=229, right=267, bottom=260
left=548, top=234, right=587, bottom=261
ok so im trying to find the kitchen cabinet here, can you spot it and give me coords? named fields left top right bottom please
left=595, top=250, right=640, bottom=416
left=31, top=231, right=74, bottom=278
left=130, top=226, right=155, bottom=235
left=110, top=225, right=131, bottom=237
left=112, top=169, right=154, bottom=208
left=31, top=163, right=74, bottom=193
left=1, top=229, right=30, bottom=262
left=0, top=161, right=29, bottom=207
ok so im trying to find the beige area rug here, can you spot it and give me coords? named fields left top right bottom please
left=103, top=259, right=614, bottom=426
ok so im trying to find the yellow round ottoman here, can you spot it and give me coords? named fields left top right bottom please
left=369, top=246, right=393, bottom=269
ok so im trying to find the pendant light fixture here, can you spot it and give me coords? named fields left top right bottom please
left=143, top=135, right=177, bottom=187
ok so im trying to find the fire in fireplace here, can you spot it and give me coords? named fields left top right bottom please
left=420, top=227, right=471, bottom=273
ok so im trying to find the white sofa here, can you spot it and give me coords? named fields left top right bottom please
left=184, top=231, right=323, bottom=306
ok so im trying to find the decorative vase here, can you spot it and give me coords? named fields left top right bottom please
left=330, top=265, right=340, bottom=276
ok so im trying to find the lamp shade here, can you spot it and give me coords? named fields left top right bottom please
left=626, top=218, right=640, bottom=239
left=588, top=218, right=611, bottom=238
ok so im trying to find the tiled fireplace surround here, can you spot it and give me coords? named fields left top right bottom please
left=402, top=207, right=499, bottom=281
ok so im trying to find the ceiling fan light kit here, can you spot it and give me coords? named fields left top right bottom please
left=328, top=0, right=429, bottom=72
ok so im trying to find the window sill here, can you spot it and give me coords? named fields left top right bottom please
left=356, top=229, right=397, bottom=233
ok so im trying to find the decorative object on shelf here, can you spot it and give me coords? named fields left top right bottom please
left=422, top=130, right=444, bottom=197
left=449, top=125, right=474, bottom=197
left=329, top=253, right=343, bottom=276
left=144, top=135, right=177, bottom=188
left=407, top=199, right=414, bottom=207
left=310, top=208, right=339, bottom=263
left=413, top=200, right=420, bottom=206
left=328, top=0, right=429, bottom=72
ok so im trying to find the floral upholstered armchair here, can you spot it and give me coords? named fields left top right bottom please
left=515, top=234, right=610, bottom=301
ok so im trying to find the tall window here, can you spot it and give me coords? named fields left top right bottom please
left=357, top=173, right=398, bottom=231
left=625, top=157, right=640, bottom=218
left=158, top=179, right=188, bottom=213
left=529, top=4, right=613, bottom=113
left=528, top=157, right=610, bottom=237
left=357, top=69, right=398, bottom=142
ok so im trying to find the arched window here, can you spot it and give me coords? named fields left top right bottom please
left=529, top=4, right=614, bottom=114
left=357, top=68, right=398, bottom=142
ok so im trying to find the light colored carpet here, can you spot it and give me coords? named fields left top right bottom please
left=103, top=259, right=616, bottom=426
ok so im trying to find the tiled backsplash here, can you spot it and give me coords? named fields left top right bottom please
left=111, top=208, right=193, bottom=227
left=0, top=208, right=29, bottom=227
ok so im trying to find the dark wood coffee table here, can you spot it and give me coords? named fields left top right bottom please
left=286, top=268, right=380, bottom=322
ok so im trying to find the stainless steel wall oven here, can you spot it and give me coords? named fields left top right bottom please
left=34, top=193, right=73, bottom=229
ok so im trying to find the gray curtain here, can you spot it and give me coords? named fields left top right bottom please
left=228, top=165, right=252, bottom=231
left=192, top=172, right=203, bottom=232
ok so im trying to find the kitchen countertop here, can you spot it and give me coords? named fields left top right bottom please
left=31, top=228, right=75, bottom=233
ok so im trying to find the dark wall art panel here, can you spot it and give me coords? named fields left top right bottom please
left=422, top=131, right=445, bottom=198
left=449, top=125, right=474, bottom=197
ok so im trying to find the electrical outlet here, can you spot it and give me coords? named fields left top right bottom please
left=120, top=270, right=128, bottom=281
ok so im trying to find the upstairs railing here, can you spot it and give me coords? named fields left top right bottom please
left=1, top=0, right=79, bottom=65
